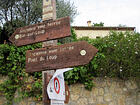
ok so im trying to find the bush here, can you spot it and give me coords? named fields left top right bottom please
left=65, top=31, right=140, bottom=89
left=0, top=43, right=42, bottom=104
left=92, top=32, right=140, bottom=79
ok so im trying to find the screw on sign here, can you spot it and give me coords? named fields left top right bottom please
left=26, top=41, right=98, bottom=73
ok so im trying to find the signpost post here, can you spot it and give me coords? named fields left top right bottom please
left=43, top=71, right=55, bottom=104
left=42, top=0, right=56, bottom=21
left=42, top=0, right=57, bottom=105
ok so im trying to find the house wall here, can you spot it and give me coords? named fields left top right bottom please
left=74, top=29, right=133, bottom=39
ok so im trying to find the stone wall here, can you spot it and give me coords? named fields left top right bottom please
left=0, top=77, right=139, bottom=105
left=0, top=75, right=8, bottom=105
left=68, top=78, right=140, bottom=105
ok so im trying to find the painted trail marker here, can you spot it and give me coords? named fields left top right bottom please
left=9, top=17, right=71, bottom=46
left=26, top=41, right=98, bottom=73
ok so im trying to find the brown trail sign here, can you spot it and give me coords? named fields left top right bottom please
left=26, top=41, right=98, bottom=73
left=9, top=17, right=71, bottom=46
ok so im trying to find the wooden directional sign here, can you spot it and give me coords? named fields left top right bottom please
left=26, top=41, right=98, bottom=73
left=9, top=17, right=71, bottom=46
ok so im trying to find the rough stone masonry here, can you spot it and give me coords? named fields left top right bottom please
left=0, top=76, right=139, bottom=105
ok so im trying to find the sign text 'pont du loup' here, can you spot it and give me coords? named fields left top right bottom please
left=26, top=41, right=98, bottom=73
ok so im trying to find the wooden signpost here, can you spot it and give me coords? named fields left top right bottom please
left=26, top=41, right=98, bottom=73
left=43, top=71, right=54, bottom=104
left=9, top=17, right=71, bottom=46
left=9, top=0, right=98, bottom=105
left=42, top=0, right=58, bottom=105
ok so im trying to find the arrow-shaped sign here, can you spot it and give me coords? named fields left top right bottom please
left=9, top=17, right=71, bottom=46
left=26, top=41, right=98, bottom=73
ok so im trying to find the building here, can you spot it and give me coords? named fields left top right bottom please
left=72, top=21, right=135, bottom=39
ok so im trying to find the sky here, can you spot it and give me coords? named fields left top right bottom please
left=70, top=0, right=140, bottom=32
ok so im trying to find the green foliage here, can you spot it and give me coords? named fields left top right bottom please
left=64, top=65, right=95, bottom=90
left=93, top=32, right=140, bottom=79
left=118, top=24, right=127, bottom=27
left=0, top=0, right=78, bottom=43
left=0, top=26, right=2, bottom=34
left=0, top=0, right=78, bottom=26
left=0, top=80, right=17, bottom=105
left=93, top=22, right=104, bottom=27
left=56, top=0, right=78, bottom=23
left=0, top=0, right=42, bottom=26
left=2, top=19, right=26, bottom=39
left=0, top=43, right=42, bottom=105
left=64, top=31, right=140, bottom=90
left=0, top=26, right=2, bottom=43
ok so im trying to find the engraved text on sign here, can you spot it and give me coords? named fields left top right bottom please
left=9, top=17, right=71, bottom=46
left=26, top=41, right=98, bottom=73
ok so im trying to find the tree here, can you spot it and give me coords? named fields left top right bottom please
left=0, top=0, right=42, bottom=26
left=0, top=26, right=2, bottom=43
left=56, top=0, right=78, bottom=23
left=0, top=0, right=78, bottom=43
left=93, top=22, right=104, bottom=27
left=0, top=0, right=77, bottom=26
left=118, top=24, right=127, bottom=27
